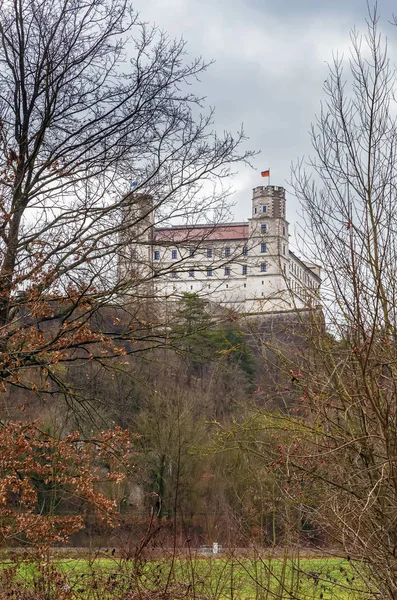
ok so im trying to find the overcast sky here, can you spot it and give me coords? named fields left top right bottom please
left=133, top=0, right=397, bottom=230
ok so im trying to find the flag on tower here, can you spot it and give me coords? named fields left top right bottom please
left=261, top=169, right=270, bottom=178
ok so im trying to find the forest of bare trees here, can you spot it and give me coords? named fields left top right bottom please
left=3, top=1, right=397, bottom=599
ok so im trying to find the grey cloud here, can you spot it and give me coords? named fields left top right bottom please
left=132, top=0, right=397, bottom=222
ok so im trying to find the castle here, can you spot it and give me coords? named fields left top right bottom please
left=152, top=185, right=320, bottom=314
left=119, top=185, right=321, bottom=314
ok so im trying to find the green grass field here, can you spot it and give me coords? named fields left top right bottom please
left=0, top=554, right=367, bottom=599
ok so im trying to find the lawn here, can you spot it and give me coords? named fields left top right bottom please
left=0, top=554, right=366, bottom=599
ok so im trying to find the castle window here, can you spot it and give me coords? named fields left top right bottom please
left=171, top=249, right=177, bottom=259
left=242, top=265, right=247, bottom=275
left=243, top=283, right=246, bottom=288
left=189, top=247, right=195, bottom=257
left=189, top=269, right=195, bottom=277
left=261, top=262, right=267, bottom=272
left=243, top=246, right=248, bottom=256
left=225, top=247, right=231, bottom=257
left=283, top=226, right=286, bottom=236
left=171, top=271, right=177, bottom=278
left=261, top=223, right=267, bottom=233
left=154, top=250, right=160, bottom=260
left=262, top=205, right=267, bottom=213
left=261, top=243, right=267, bottom=253
left=207, top=248, right=213, bottom=258
left=207, top=268, right=213, bottom=277
left=283, top=264, right=286, bottom=274
left=224, top=267, right=231, bottom=276
left=254, top=207, right=257, bottom=214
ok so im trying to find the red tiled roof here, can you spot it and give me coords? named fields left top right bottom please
left=154, top=223, right=248, bottom=243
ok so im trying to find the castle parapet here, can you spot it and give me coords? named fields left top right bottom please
left=253, top=185, right=285, bottom=198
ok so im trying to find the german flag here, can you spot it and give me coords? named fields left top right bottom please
left=261, top=169, right=270, bottom=177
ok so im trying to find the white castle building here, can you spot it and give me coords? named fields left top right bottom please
left=148, top=185, right=321, bottom=314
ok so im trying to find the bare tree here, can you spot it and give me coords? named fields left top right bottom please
left=210, top=7, right=397, bottom=599
left=273, top=7, right=397, bottom=598
left=0, top=0, right=253, bottom=395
